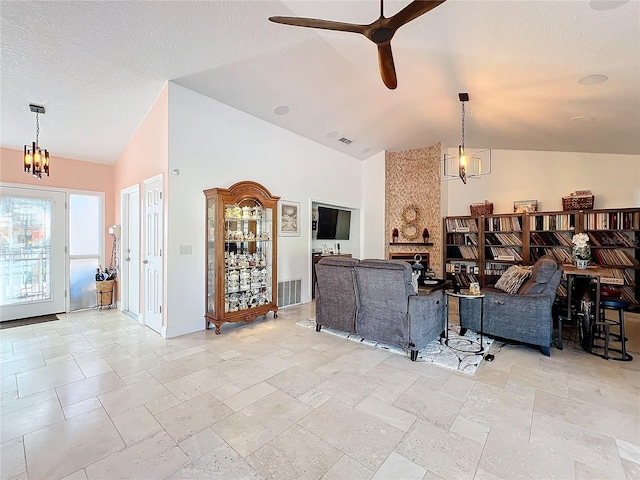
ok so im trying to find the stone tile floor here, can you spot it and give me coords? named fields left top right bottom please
left=1, top=303, right=639, bottom=480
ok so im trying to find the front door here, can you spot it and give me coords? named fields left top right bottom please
left=0, top=186, right=66, bottom=321
left=142, top=175, right=163, bottom=334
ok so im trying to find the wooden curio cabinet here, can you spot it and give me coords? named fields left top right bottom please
left=204, top=181, right=279, bottom=334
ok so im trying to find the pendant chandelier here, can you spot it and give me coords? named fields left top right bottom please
left=24, top=104, right=50, bottom=179
left=442, top=93, right=491, bottom=184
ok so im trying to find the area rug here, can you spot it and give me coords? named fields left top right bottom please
left=297, top=318, right=493, bottom=374
left=0, top=314, right=59, bottom=330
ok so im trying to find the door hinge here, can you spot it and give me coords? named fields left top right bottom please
left=159, top=192, right=163, bottom=199
left=159, top=306, right=162, bottom=313
left=65, top=290, right=67, bottom=298
left=160, top=249, right=162, bottom=256
left=65, top=246, right=68, bottom=253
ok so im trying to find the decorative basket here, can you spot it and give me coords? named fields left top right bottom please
left=562, top=195, right=594, bottom=211
left=470, top=201, right=493, bottom=216
left=96, top=280, right=115, bottom=307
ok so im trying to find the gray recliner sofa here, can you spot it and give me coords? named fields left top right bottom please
left=315, top=257, right=446, bottom=361
left=315, top=256, right=361, bottom=333
left=459, top=255, right=563, bottom=356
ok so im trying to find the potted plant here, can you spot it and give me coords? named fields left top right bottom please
left=571, top=233, right=591, bottom=269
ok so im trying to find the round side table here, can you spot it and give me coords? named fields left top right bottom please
left=444, top=289, right=485, bottom=354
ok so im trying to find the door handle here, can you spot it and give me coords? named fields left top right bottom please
left=143, top=260, right=149, bottom=264
left=125, top=257, right=131, bottom=261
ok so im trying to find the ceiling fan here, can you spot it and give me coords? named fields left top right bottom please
left=269, top=0, right=446, bottom=90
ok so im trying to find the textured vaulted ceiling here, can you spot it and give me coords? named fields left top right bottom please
left=1, top=0, right=639, bottom=165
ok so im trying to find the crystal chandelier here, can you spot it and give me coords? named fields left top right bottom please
left=24, top=104, right=50, bottom=179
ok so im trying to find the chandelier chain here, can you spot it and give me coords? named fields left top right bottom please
left=461, top=102, right=465, bottom=149
left=35, top=112, right=40, bottom=146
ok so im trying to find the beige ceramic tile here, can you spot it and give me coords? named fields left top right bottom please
left=147, top=351, right=222, bottom=384
left=23, top=408, right=124, bottom=480
left=17, top=360, right=85, bottom=397
left=46, top=353, right=75, bottom=366
left=178, top=427, right=224, bottom=461
left=449, top=415, right=490, bottom=444
left=63, top=397, right=102, bottom=419
left=162, top=345, right=206, bottom=362
left=616, top=438, right=640, bottom=465
left=76, top=358, right=113, bottom=378
left=265, top=364, right=324, bottom=397
left=107, top=351, right=165, bottom=377
left=439, top=373, right=475, bottom=401
left=55, top=371, right=124, bottom=407
left=393, top=376, right=462, bottom=429
left=224, top=381, right=276, bottom=412
left=479, top=428, right=575, bottom=479
left=534, top=389, right=640, bottom=445
left=299, top=397, right=404, bottom=471
left=355, top=396, right=416, bottom=432
left=120, top=369, right=153, bottom=385
left=530, top=411, right=626, bottom=477
left=1, top=397, right=65, bottom=443
left=0, top=436, right=26, bottom=480
left=98, top=376, right=169, bottom=416
left=59, top=469, right=88, bottom=480
left=363, top=362, right=420, bottom=405
left=297, top=387, right=332, bottom=409
left=85, top=430, right=188, bottom=480
left=111, top=404, right=163, bottom=445
left=371, top=452, right=426, bottom=480
left=144, top=393, right=182, bottom=415
left=315, top=345, right=392, bottom=377
left=213, top=390, right=312, bottom=457
left=154, top=392, right=234, bottom=443
left=323, top=454, right=373, bottom=480
left=217, top=349, right=242, bottom=360
left=248, top=424, right=342, bottom=480
left=315, top=371, right=379, bottom=406
left=1, top=387, right=57, bottom=415
left=1, top=374, right=16, bottom=395
left=166, top=442, right=262, bottom=479
left=163, top=367, right=229, bottom=401
left=396, top=418, right=483, bottom=479
left=1, top=354, right=45, bottom=377
left=506, top=364, right=569, bottom=397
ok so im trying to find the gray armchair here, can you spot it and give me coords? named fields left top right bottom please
left=354, top=259, right=445, bottom=360
left=315, top=256, right=360, bottom=333
left=459, top=255, right=563, bottom=356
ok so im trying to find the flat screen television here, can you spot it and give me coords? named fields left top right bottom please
left=316, top=206, right=351, bottom=240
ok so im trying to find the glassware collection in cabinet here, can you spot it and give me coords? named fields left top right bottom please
left=204, top=181, right=279, bottom=334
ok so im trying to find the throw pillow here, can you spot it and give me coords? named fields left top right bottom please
left=494, top=265, right=532, bottom=294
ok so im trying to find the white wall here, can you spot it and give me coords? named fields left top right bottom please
left=444, top=149, right=640, bottom=216
left=362, top=151, right=385, bottom=259
left=165, top=82, right=365, bottom=337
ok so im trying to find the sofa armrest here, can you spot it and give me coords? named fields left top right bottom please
left=407, top=290, right=445, bottom=350
left=459, top=290, right=554, bottom=347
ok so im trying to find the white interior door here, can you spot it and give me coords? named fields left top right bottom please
left=142, top=175, right=163, bottom=333
left=0, top=186, right=66, bottom=321
left=121, top=186, right=140, bottom=319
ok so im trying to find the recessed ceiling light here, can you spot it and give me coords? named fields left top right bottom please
left=361, top=148, right=371, bottom=154
left=326, top=131, right=339, bottom=138
left=588, top=0, right=630, bottom=11
left=274, top=105, right=289, bottom=116
left=577, top=74, right=608, bottom=85
left=571, top=115, right=595, bottom=122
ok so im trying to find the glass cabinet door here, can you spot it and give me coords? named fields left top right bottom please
left=206, top=197, right=216, bottom=315
left=223, top=200, right=273, bottom=313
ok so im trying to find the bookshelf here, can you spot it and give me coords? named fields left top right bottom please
left=443, top=207, right=640, bottom=310
left=581, top=208, right=639, bottom=306
left=483, top=214, right=525, bottom=285
left=443, top=216, right=480, bottom=287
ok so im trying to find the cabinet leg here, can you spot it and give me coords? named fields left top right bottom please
left=315, top=323, right=321, bottom=332
left=215, top=323, right=221, bottom=335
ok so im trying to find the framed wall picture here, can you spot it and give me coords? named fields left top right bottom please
left=513, top=199, right=538, bottom=213
left=279, top=200, right=300, bottom=237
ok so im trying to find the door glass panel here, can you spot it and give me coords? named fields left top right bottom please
left=69, top=195, right=100, bottom=255
left=70, top=258, right=99, bottom=310
left=68, top=193, right=102, bottom=311
left=0, top=196, right=52, bottom=306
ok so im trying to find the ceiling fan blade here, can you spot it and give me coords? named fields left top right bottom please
left=377, top=43, right=397, bottom=90
left=269, top=16, right=367, bottom=35
left=387, top=0, right=446, bottom=30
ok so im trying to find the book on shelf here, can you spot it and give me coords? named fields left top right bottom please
left=529, top=214, right=575, bottom=232
left=485, top=232, right=522, bottom=246
left=446, top=218, right=478, bottom=232
left=488, top=246, right=522, bottom=261
left=486, top=216, right=522, bottom=232
left=584, top=211, right=640, bottom=231
left=588, top=231, right=637, bottom=248
left=530, top=231, right=572, bottom=247
left=446, top=233, right=478, bottom=245
left=593, top=249, right=639, bottom=267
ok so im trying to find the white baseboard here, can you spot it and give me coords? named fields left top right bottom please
left=163, top=320, right=204, bottom=338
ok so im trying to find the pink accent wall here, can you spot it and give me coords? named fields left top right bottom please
left=0, top=146, right=115, bottom=261
left=113, top=85, right=169, bottom=201
left=113, top=84, right=169, bottom=316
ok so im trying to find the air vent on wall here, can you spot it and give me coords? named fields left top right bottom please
left=277, top=279, right=302, bottom=308
left=338, top=137, right=352, bottom=145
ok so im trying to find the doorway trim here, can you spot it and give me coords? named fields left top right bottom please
left=120, top=183, right=140, bottom=319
